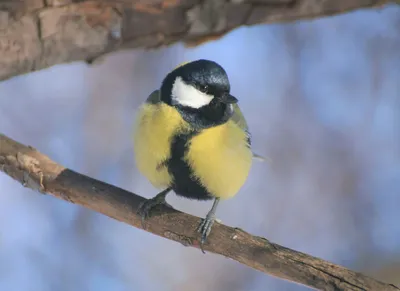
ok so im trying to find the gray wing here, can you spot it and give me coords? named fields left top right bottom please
left=145, top=89, right=161, bottom=104
left=231, top=103, right=249, bottom=132
left=231, top=104, right=267, bottom=162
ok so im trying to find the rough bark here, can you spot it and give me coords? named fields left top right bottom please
left=0, top=0, right=394, bottom=81
left=0, top=133, right=399, bottom=291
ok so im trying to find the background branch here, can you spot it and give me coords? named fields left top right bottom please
left=0, top=0, right=395, bottom=81
left=0, top=133, right=399, bottom=291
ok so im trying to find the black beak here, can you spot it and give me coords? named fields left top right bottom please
left=222, top=94, right=238, bottom=104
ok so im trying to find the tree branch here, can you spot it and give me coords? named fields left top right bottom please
left=0, top=0, right=394, bottom=81
left=0, top=133, right=398, bottom=291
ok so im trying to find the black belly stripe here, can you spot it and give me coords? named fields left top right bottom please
left=166, top=130, right=214, bottom=201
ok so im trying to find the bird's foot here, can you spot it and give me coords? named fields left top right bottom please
left=197, top=213, right=216, bottom=254
left=137, top=189, right=171, bottom=229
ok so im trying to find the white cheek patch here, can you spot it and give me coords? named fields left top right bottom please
left=171, top=76, right=213, bottom=109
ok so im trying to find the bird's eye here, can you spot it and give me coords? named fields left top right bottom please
left=199, top=85, right=208, bottom=93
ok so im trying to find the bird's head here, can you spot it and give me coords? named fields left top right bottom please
left=160, top=59, right=238, bottom=127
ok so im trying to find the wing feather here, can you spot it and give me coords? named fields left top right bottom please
left=231, top=104, right=267, bottom=162
left=145, top=90, right=161, bottom=104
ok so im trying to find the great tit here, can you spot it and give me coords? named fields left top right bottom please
left=133, top=59, right=263, bottom=252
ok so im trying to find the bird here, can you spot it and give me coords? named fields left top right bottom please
left=133, top=59, right=263, bottom=252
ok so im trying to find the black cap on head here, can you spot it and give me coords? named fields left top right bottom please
left=161, top=59, right=233, bottom=104
left=160, top=59, right=238, bottom=128
left=176, top=59, right=231, bottom=95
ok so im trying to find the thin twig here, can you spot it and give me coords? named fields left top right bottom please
left=0, top=133, right=398, bottom=291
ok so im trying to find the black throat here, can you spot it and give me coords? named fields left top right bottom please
left=175, top=101, right=233, bottom=129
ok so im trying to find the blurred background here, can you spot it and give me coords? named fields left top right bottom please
left=0, top=4, right=399, bottom=291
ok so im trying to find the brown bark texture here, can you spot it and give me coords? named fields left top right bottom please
left=0, top=0, right=395, bottom=81
left=0, top=133, right=399, bottom=291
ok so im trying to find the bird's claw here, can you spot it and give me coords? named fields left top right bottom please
left=197, top=214, right=216, bottom=254
left=137, top=195, right=170, bottom=229
left=137, top=200, right=151, bottom=229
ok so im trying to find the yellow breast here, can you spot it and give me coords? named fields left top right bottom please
left=133, top=103, right=189, bottom=188
left=185, top=120, right=252, bottom=199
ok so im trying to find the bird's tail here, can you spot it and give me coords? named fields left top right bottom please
left=252, top=152, right=271, bottom=163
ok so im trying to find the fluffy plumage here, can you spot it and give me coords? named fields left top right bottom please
left=134, top=89, right=252, bottom=200
left=133, top=59, right=257, bottom=252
